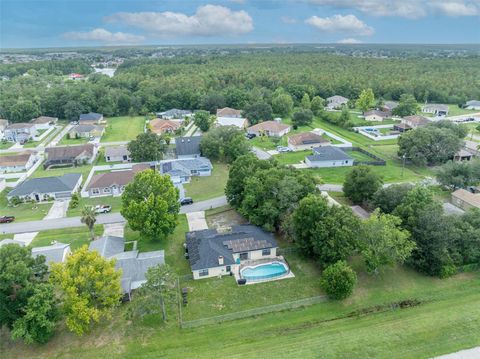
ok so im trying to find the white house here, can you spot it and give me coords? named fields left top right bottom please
left=30, top=116, right=58, bottom=130
left=0, top=119, right=9, bottom=140
left=0, top=151, right=37, bottom=173
left=465, top=100, right=480, bottom=110
left=105, top=145, right=131, bottom=162
left=305, top=146, right=354, bottom=168
left=4, top=123, right=37, bottom=143
left=326, top=95, right=349, bottom=110
left=31, top=243, right=71, bottom=268
left=247, top=121, right=291, bottom=137
left=422, top=104, right=449, bottom=117
left=216, top=117, right=248, bottom=129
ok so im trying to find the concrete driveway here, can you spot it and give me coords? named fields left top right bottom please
left=186, top=211, right=208, bottom=231
left=251, top=147, right=272, bottom=160
left=44, top=200, right=70, bottom=219
left=103, top=222, right=125, bottom=237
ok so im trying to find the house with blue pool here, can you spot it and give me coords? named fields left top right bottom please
left=185, top=225, right=293, bottom=283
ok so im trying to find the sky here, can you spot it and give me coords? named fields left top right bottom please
left=1, top=0, right=479, bottom=48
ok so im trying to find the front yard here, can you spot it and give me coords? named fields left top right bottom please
left=183, top=162, right=230, bottom=201
left=100, top=116, right=145, bottom=142
left=0, top=190, right=53, bottom=222
left=66, top=196, right=123, bottom=217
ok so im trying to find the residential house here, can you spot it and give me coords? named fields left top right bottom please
left=451, top=189, right=480, bottom=211
left=216, top=107, right=242, bottom=118
left=326, top=95, right=349, bottom=110
left=4, top=123, right=37, bottom=143
left=422, top=104, right=449, bottom=117
left=79, top=112, right=104, bottom=125
left=247, top=121, right=291, bottom=137
left=0, top=239, right=25, bottom=248
left=7, top=173, right=82, bottom=202
left=175, top=136, right=202, bottom=159
left=30, top=116, right=58, bottom=130
left=44, top=143, right=96, bottom=168
left=364, top=110, right=390, bottom=122
left=0, top=119, right=8, bottom=140
left=305, top=146, right=354, bottom=168
left=105, top=145, right=131, bottom=162
left=159, top=157, right=213, bottom=184
left=288, top=132, right=330, bottom=151
left=149, top=119, right=182, bottom=135
left=216, top=117, right=248, bottom=129
left=185, top=225, right=279, bottom=280
left=156, top=109, right=192, bottom=119
left=465, top=100, right=480, bottom=110
left=69, top=73, right=83, bottom=80
left=86, top=164, right=150, bottom=197
left=395, top=115, right=431, bottom=132
left=89, top=235, right=165, bottom=299
left=0, top=151, right=37, bottom=173
left=381, top=101, right=399, bottom=112
left=68, top=124, right=105, bottom=139
left=32, top=243, right=71, bottom=268
left=453, top=149, right=474, bottom=162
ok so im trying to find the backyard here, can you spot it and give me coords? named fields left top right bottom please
left=274, top=150, right=309, bottom=166
left=183, top=162, right=229, bottom=201
left=0, top=190, right=53, bottom=222
left=29, top=225, right=104, bottom=251
left=58, top=133, right=89, bottom=146
left=100, top=116, right=145, bottom=142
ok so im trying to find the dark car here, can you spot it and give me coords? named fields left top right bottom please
left=0, top=216, right=15, bottom=223
left=180, top=197, right=193, bottom=206
left=246, top=133, right=256, bottom=139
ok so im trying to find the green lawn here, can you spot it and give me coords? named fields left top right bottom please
left=58, top=134, right=89, bottom=146
left=274, top=150, right=309, bottom=165
left=29, top=225, right=104, bottom=251
left=66, top=196, right=123, bottom=217
left=0, top=142, right=14, bottom=150
left=22, top=140, right=42, bottom=148
left=183, top=162, right=230, bottom=201
left=0, top=190, right=53, bottom=222
left=101, top=116, right=145, bottom=142
left=344, top=149, right=378, bottom=162
left=447, top=104, right=479, bottom=117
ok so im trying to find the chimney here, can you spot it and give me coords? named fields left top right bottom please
left=218, top=256, right=224, bottom=265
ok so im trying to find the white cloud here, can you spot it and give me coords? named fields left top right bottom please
left=281, top=16, right=297, bottom=24
left=305, top=14, right=374, bottom=36
left=63, top=28, right=145, bottom=44
left=337, top=38, right=363, bottom=44
left=105, top=5, right=254, bottom=38
left=305, top=0, right=480, bottom=18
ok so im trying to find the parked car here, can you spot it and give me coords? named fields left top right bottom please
left=180, top=197, right=193, bottom=206
left=276, top=146, right=292, bottom=153
left=0, top=216, right=15, bottom=223
left=246, top=133, right=256, bottom=139
left=94, top=205, right=111, bottom=214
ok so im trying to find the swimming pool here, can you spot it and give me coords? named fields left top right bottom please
left=241, top=261, right=289, bottom=282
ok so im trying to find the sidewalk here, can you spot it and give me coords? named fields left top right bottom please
left=186, top=211, right=208, bottom=231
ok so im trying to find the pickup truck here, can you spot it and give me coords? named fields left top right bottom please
left=0, top=216, right=15, bottom=223
left=94, top=205, right=112, bottom=214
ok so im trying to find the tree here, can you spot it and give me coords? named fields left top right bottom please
left=428, top=120, right=468, bottom=139
left=436, top=160, right=479, bottom=190
left=200, top=126, right=250, bottom=163
left=393, top=186, right=439, bottom=232
left=360, top=210, right=415, bottom=274
left=50, top=246, right=121, bottom=335
left=11, top=283, right=58, bottom=344
left=9, top=100, right=40, bottom=122
left=392, top=94, right=419, bottom=117
left=0, top=245, right=48, bottom=330
left=292, top=109, right=313, bottom=127
left=193, top=110, right=212, bottom=132
left=292, top=195, right=361, bottom=265
left=371, top=183, right=414, bottom=213
left=398, top=126, right=463, bottom=166
left=128, top=132, right=166, bottom=162
left=356, top=88, right=375, bottom=112
left=63, top=100, right=85, bottom=122
left=127, top=265, right=177, bottom=322
left=336, top=107, right=352, bottom=128
left=81, top=205, right=97, bottom=240
left=343, top=166, right=383, bottom=204
left=310, top=96, right=325, bottom=116
left=320, top=261, right=357, bottom=300
left=203, top=93, right=226, bottom=113
left=301, top=93, right=311, bottom=110
left=272, top=93, right=294, bottom=117
left=242, top=102, right=273, bottom=125
left=121, top=170, right=180, bottom=241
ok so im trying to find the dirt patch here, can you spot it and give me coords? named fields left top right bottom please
left=206, top=208, right=247, bottom=230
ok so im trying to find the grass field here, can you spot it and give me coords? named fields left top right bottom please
left=183, top=162, right=230, bottom=201
left=0, top=142, right=14, bottom=150
left=58, top=134, right=89, bottom=146
left=101, top=116, right=145, bottom=142
left=66, top=196, right=123, bottom=217
left=274, top=150, right=309, bottom=165
left=29, top=225, right=104, bottom=251
left=0, top=190, right=52, bottom=222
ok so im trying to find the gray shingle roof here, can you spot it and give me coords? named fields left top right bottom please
left=185, top=225, right=278, bottom=271
left=45, top=144, right=94, bottom=161
left=175, top=136, right=201, bottom=156
left=307, top=146, right=353, bottom=162
left=105, top=145, right=129, bottom=158
left=31, top=242, right=70, bottom=265
left=160, top=157, right=212, bottom=177
left=0, top=239, right=25, bottom=247
left=159, top=109, right=192, bottom=118
left=79, top=112, right=102, bottom=121
left=8, top=173, right=81, bottom=197
left=88, top=236, right=125, bottom=258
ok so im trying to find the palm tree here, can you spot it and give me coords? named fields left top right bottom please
left=81, top=206, right=97, bottom=240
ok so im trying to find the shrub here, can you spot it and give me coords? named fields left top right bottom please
left=320, top=260, right=357, bottom=300
left=69, top=193, right=79, bottom=209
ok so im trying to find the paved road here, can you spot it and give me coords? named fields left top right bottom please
left=0, top=196, right=227, bottom=234
left=251, top=147, right=272, bottom=160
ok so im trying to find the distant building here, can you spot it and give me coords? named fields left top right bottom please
left=105, top=145, right=131, bottom=162
left=0, top=119, right=8, bottom=140
left=175, top=136, right=202, bottom=159
left=247, top=121, right=291, bottom=137
left=30, top=116, right=58, bottom=130
left=79, top=112, right=104, bottom=125
left=453, top=149, right=474, bottom=162
left=326, top=95, right=349, bottom=110
left=396, top=115, right=431, bottom=131
left=305, top=146, right=353, bottom=168
left=422, top=104, right=449, bottom=117
left=465, top=100, right=480, bottom=110
left=288, top=132, right=330, bottom=151
left=381, top=101, right=399, bottom=112
left=216, top=107, right=242, bottom=118
left=149, top=119, right=181, bottom=135
left=364, top=110, right=390, bottom=122
left=4, top=123, right=37, bottom=143
left=156, top=109, right=192, bottom=120
left=216, top=117, right=248, bottom=129
left=68, top=124, right=105, bottom=139
left=451, top=189, right=480, bottom=211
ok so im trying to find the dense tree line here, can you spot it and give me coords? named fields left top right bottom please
left=1, top=53, right=479, bottom=122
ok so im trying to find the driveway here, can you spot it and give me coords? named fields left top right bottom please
left=103, top=222, right=125, bottom=237
left=186, top=211, right=208, bottom=231
left=44, top=200, right=70, bottom=219
left=13, top=232, right=39, bottom=246
left=251, top=147, right=272, bottom=160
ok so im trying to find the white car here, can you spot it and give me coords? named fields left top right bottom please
left=94, top=205, right=111, bottom=214
left=276, top=146, right=292, bottom=153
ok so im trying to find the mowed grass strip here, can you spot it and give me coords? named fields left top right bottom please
left=29, top=225, right=104, bottom=251
left=101, top=116, right=145, bottom=142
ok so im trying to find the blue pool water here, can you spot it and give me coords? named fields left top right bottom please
left=241, top=262, right=288, bottom=281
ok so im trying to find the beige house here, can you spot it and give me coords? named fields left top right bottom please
left=216, top=107, right=242, bottom=118
left=400, top=115, right=431, bottom=129
left=247, top=121, right=291, bottom=137
left=451, top=189, right=480, bottom=211
left=105, top=145, right=131, bottom=162
left=288, top=132, right=330, bottom=151
left=0, top=151, right=37, bottom=173
left=364, top=110, right=390, bottom=122
left=149, top=119, right=182, bottom=135
left=68, top=124, right=105, bottom=139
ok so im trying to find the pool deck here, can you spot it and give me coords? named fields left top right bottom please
left=234, top=256, right=295, bottom=285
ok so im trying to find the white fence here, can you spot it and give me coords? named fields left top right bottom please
left=353, top=124, right=400, bottom=141
left=311, top=128, right=352, bottom=148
